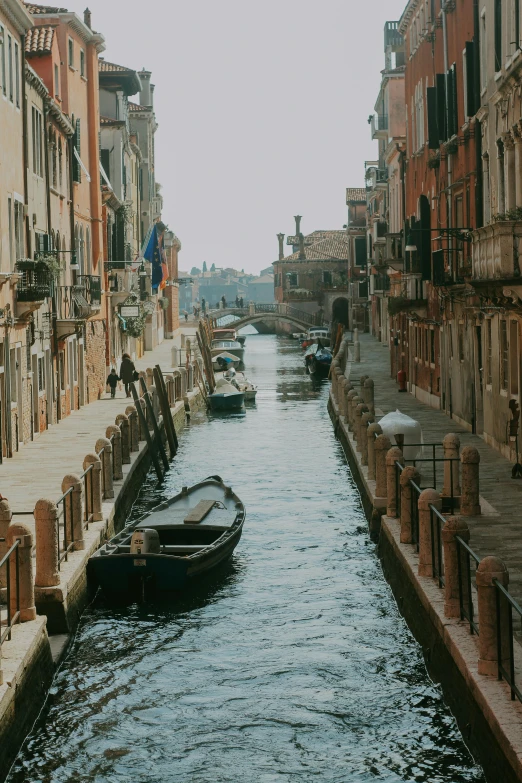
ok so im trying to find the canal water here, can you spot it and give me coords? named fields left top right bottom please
left=8, top=334, right=485, bottom=783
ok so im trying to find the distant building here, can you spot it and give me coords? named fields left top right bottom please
left=247, top=274, right=275, bottom=303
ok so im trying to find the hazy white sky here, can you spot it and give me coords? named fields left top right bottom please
left=80, top=0, right=406, bottom=273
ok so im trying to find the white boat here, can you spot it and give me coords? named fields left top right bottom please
left=232, top=372, right=257, bottom=402
left=211, top=339, right=245, bottom=362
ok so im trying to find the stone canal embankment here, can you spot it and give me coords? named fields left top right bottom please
left=0, top=332, right=203, bottom=783
left=329, top=333, right=522, bottom=783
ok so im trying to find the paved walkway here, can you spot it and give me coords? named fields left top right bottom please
left=0, top=326, right=198, bottom=538
left=349, top=334, right=522, bottom=606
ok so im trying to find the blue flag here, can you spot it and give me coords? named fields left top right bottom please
left=143, top=224, right=166, bottom=291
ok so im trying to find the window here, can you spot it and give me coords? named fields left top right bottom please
left=500, top=320, right=509, bottom=390
left=8, top=34, right=12, bottom=102
left=354, top=236, right=366, bottom=266
left=38, top=356, right=45, bottom=392
left=425, top=328, right=429, bottom=363
left=14, top=200, right=24, bottom=262
left=515, top=0, right=521, bottom=51
left=486, top=319, right=492, bottom=385
left=510, top=321, right=519, bottom=395
left=80, top=49, right=85, bottom=78
left=14, top=42, right=19, bottom=107
left=288, top=272, right=298, bottom=287
left=59, top=351, right=65, bottom=390
left=494, top=0, right=502, bottom=72
left=32, top=107, right=43, bottom=177
left=0, top=25, right=5, bottom=95
left=430, top=329, right=435, bottom=364
left=458, top=321, right=465, bottom=361
left=68, top=37, right=74, bottom=68
left=449, top=323, right=454, bottom=359
left=54, top=63, right=59, bottom=97
left=10, top=348, right=16, bottom=403
left=323, top=271, right=332, bottom=286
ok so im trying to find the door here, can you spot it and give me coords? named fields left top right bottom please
left=32, top=354, right=39, bottom=435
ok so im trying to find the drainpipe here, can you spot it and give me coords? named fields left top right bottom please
left=21, top=36, right=30, bottom=258
left=473, top=0, right=483, bottom=228
left=442, top=4, right=452, bottom=232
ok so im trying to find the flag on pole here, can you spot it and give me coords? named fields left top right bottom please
left=143, top=223, right=168, bottom=291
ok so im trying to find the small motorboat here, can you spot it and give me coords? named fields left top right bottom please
left=301, top=327, right=330, bottom=350
left=208, top=379, right=245, bottom=410
left=88, top=476, right=245, bottom=598
left=231, top=372, right=257, bottom=402
left=211, top=339, right=245, bottom=362
left=212, top=351, right=241, bottom=370
left=304, top=341, right=332, bottom=376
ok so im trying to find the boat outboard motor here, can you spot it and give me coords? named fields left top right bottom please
left=130, top=528, right=161, bottom=555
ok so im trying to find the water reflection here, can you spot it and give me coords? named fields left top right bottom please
left=7, top=334, right=484, bottom=783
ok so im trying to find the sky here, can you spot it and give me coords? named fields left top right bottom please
left=78, top=0, right=407, bottom=274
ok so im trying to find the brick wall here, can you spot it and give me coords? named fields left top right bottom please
left=85, top=319, right=107, bottom=403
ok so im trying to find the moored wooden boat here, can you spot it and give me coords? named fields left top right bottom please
left=209, top=379, right=245, bottom=410
left=88, top=476, right=245, bottom=598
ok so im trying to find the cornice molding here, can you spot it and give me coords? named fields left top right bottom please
left=0, top=0, right=33, bottom=34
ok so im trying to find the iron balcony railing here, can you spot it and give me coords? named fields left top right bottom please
left=15, top=261, right=53, bottom=302
left=55, top=275, right=101, bottom=320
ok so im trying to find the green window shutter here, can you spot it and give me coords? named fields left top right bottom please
left=72, top=119, right=81, bottom=183
left=465, top=41, right=476, bottom=117
left=427, top=86, right=439, bottom=149
left=436, top=73, right=447, bottom=142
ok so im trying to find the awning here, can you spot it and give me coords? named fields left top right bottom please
left=99, top=160, right=112, bottom=190
left=74, top=147, right=91, bottom=183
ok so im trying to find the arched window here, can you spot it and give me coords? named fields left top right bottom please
left=50, top=229, right=55, bottom=251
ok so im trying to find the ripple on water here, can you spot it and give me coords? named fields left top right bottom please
left=8, top=335, right=485, bottom=783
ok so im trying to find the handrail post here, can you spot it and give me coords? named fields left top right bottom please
left=116, top=413, right=131, bottom=464
left=7, top=524, right=36, bottom=621
left=0, top=499, right=12, bottom=590
left=83, top=454, right=103, bottom=521
left=442, top=517, right=470, bottom=617
left=354, top=403, right=369, bottom=452
left=362, top=378, right=375, bottom=416
left=346, top=390, right=358, bottom=431
left=418, top=489, right=441, bottom=577
left=367, top=423, right=382, bottom=480
left=106, top=425, right=123, bottom=480
left=61, top=474, right=84, bottom=550
left=34, top=499, right=60, bottom=588
left=96, top=437, right=114, bottom=499
left=125, top=405, right=140, bottom=452
left=399, top=467, right=421, bottom=543
left=477, top=556, right=510, bottom=675
left=386, top=447, right=404, bottom=517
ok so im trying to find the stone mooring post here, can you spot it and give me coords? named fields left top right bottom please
left=362, top=378, right=375, bottom=415
left=477, top=556, right=510, bottom=676
left=386, top=446, right=404, bottom=518
left=354, top=403, right=369, bottom=452
left=367, top=423, right=382, bottom=480
left=106, top=425, right=123, bottom=480
left=96, top=437, right=114, bottom=499
left=374, top=434, right=392, bottom=499
left=346, top=390, right=358, bottom=431
left=116, top=414, right=131, bottom=465
left=418, top=488, right=441, bottom=577
left=7, top=523, right=36, bottom=622
left=61, top=473, right=84, bottom=551
left=442, top=433, right=461, bottom=500
left=125, top=405, right=140, bottom=452
left=399, top=466, right=420, bottom=543
left=360, top=411, right=374, bottom=466
left=0, top=499, right=12, bottom=589
left=442, top=516, right=470, bottom=618
left=34, top=499, right=60, bottom=588
left=83, top=453, right=103, bottom=521
left=460, top=446, right=481, bottom=516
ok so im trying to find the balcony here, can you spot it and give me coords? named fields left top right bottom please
left=371, top=114, right=389, bottom=140
left=372, top=272, right=391, bottom=293
left=385, top=233, right=404, bottom=270
left=106, top=262, right=140, bottom=304
left=54, top=275, right=102, bottom=339
left=472, top=221, right=522, bottom=282
left=15, top=260, right=53, bottom=318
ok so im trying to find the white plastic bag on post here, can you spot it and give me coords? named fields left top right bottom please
left=377, top=410, right=423, bottom=461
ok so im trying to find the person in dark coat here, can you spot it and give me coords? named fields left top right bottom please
left=119, top=353, right=136, bottom=397
left=106, top=368, right=120, bottom=398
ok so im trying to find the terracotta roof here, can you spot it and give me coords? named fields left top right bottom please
left=99, top=59, right=133, bottom=74
left=281, top=235, right=349, bottom=263
left=128, top=101, right=149, bottom=112
left=100, top=116, right=125, bottom=126
left=25, top=3, right=68, bottom=13
left=346, top=188, right=367, bottom=203
left=25, top=25, right=55, bottom=54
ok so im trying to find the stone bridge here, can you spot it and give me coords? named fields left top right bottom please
left=209, top=303, right=324, bottom=332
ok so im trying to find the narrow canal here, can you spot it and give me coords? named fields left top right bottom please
left=8, top=334, right=484, bottom=783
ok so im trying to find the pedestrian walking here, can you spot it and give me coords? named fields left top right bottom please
left=221, top=295, right=227, bottom=308
left=202, top=297, right=206, bottom=314
left=119, top=353, right=136, bottom=398
left=106, top=368, right=120, bottom=399
left=239, top=296, right=244, bottom=308
left=235, top=295, right=240, bottom=307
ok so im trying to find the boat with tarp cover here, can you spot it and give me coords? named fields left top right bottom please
left=88, top=476, right=245, bottom=598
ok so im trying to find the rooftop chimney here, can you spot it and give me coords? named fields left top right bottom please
left=139, top=70, right=152, bottom=107
left=277, top=233, right=285, bottom=261
left=83, top=7, right=91, bottom=28
left=298, top=233, right=306, bottom=260
left=294, top=215, right=302, bottom=236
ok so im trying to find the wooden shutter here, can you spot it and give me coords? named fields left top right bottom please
left=72, top=119, right=81, bottom=183
left=436, top=74, right=447, bottom=142
left=465, top=42, right=475, bottom=117
left=427, top=86, right=439, bottom=148
left=100, top=149, right=110, bottom=183
left=355, top=236, right=366, bottom=266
